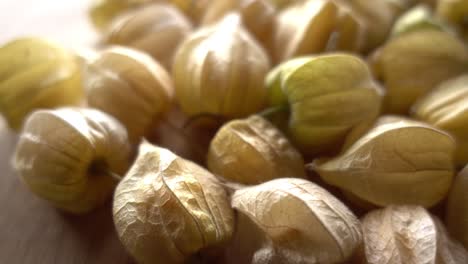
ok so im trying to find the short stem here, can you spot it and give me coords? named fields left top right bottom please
left=257, top=105, right=289, bottom=119
left=89, top=161, right=123, bottom=182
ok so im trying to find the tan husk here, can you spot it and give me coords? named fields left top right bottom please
left=436, top=0, right=468, bottom=41
left=360, top=205, right=468, bottom=264
left=230, top=178, right=362, bottom=264
left=173, top=14, right=271, bottom=120
left=313, top=116, right=455, bottom=207
left=370, top=29, right=468, bottom=114
left=207, top=115, right=306, bottom=185
left=85, top=46, right=173, bottom=144
left=0, top=38, right=83, bottom=130
left=446, top=166, right=468, bottom=250
left=272, top=0, right=338, bottom=62
left=105, top=3, right=193, bottom=69
left=13, top=107, right=131, bottom=214
left=412, top=74, right=468, bottom=167
left=113, top=142, right=234, bottom=264
left=201, top=0, right=276, bottom=50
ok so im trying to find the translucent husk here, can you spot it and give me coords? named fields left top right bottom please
left=207, top=115, right=305, bottom=185
left=360, top=205, right=468, bottom=264
left=230, top=178, right=362, bottom=264
left=85, top=46, right=173, bottom=144
left=0, top=38, right=83, bottom=130
left=13, top=108, right=131, bottom=214
left=313, top=116, right=455, bottom=207
left=265, top=53, right=382, bottom=157
left=173, top=14, right=271, bottom=120
left=113, top=142, right=234, bottom=264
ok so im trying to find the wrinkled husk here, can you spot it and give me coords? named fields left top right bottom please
left=313, top=116, right=455, bottom=207
left=13, top=108, right=131, bottom=214
left=230, top=178, right=362, bottom=264
left=85, top=46, right=173, bottom=144
left=207, top=115, right=305, bottom=185
left=113, top=142, right=234, bottom=264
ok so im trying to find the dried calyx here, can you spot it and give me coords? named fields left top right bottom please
left=412, top=74, right=468, bottom=167
left=201, top=0, right=276, bottom=51
left=391, top=4, right=450, bottom=37
left=13, top=107, right=131, bottom=214
left=173, top=14, right=271, bottom=120
left=446, top=166, right=468, bottom=251
left=436, top=0, right=468, bottom=41
left=272, top=0, right=367, bottom=63
left=0, top=38, right=83, bottom=130
left=207, top=115, right=306, bottom=185
left=360, top=205, right=468, bottom=264
left=228, top=178, right=362, bottom=264
left=105, top=3, right=193, bottom=69
left=370, top=29, right=468, bottom=114
left=85, top=46, right=173, bottom=144
left=265, top=53, right=382, bottom=157
left=312, top=116, right=455, bottom=208
left=113, top=142, right=234, bottom=264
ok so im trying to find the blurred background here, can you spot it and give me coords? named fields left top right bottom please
left=0, top=0, right=97, bottom=48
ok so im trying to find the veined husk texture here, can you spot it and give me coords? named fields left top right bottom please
left=266, top=53, right=382, bottom=156
left=86, top=46, right=173, bottom=144
left=207, top=115, right=305, bottom=185
left=113, top=142, right=234, bottom=264
left=313, top=116, right=455, bottom=207
left=361, top=205, right=468, bottom=264
left=173, top=14, right=271, bottom=120
left=13, top=107, right=131, bottom=214
left=231, top=178, right=362, bottom=264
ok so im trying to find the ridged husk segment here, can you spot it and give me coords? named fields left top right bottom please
left=113, top=142, right=234, bottom=264
left=105, top=3, right=193, bottom=69
left=173, top=14, right=271, bottom=119
left=446, top=166, right=468, bottom=251
left=266, top=53, right=382, bottom=156
left=391, top=4, right=449, bottom=37
left=0, top=38, right=83, bottom=130
left=361, top=205, right=468, bottom=264
left=334, top=0, right=405, bottom=52
left=85, top=46, right=173, bottom=144
left=272, top=0, right=338, bottom=62
left=207, top=115, right=305, bottom=185
left=412, top=75, right=468, bottom=167
left=370, top=29, right=468, bottom=115
left=436, top=0, right=468, bottom=40
left=313, top=116, right=455, bottom=208
left=201, top=0, right=276, bottom=50
left=13, top=108, right=131, bottom=214
left=231, top=178, right=362, bottom=264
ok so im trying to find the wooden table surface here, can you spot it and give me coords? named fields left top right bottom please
left=0, top=1, right=134, bottom=263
